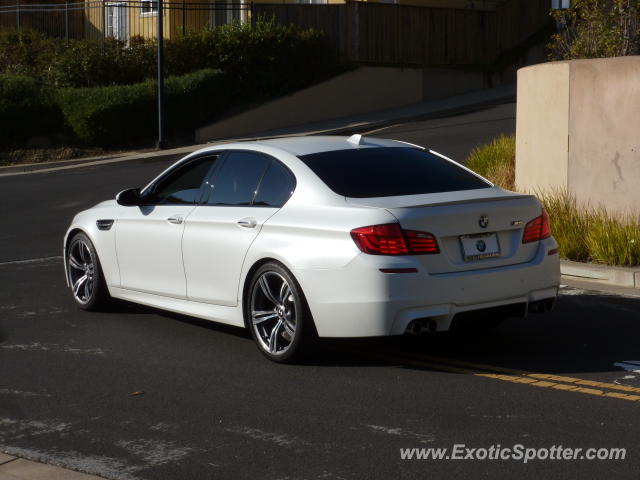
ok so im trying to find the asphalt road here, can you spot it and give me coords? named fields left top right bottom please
left=374, top=102, right=516, bottom=162
left=2, top=103, right=640, bottom=480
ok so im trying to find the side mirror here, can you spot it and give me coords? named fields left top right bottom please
left=116, top=188, right=142, bottom=206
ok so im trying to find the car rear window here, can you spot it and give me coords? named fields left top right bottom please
left=298, top=147, right=490, bottom=198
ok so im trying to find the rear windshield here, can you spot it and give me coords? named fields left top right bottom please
left=299, top=147, right=490, bottom=198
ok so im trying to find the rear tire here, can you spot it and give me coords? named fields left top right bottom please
left=66, top=232, right=111, bottom=311
left=245, top=262, right=317, bottom=363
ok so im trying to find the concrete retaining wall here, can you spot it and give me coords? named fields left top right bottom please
left=195, top=66, right=491, bottom=142
left=516, top=56, right=640, bottom=216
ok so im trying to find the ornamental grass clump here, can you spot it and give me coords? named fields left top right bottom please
left=465, top=134, right=515, bottom=190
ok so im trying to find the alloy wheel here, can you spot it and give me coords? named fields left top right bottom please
left=250, top=271, right=297, bottom=356
left=67, top=239, right=95, bottom=304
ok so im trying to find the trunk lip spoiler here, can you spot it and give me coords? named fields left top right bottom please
left=384, top=195, right=532, bottom=209
left=345, top=188, right=535, bottom=209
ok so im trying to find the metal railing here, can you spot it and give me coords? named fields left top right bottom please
left=0, top=1, right=250, bottom=40
left=0, top=0, right=552, bottom=66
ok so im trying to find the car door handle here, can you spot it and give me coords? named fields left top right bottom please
left=237, top=217, right=257, bottom=228
left=167, top=215, right=184, bottom=225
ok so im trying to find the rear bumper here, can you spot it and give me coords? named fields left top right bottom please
left=294, top=237, right=560, bottom=337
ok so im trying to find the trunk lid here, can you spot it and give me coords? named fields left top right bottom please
left=347, top=187, right=543, bottom=274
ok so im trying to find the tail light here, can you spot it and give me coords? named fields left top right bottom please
left=522, top=209, right=551, bottom=244
left=350, top=223, right=439, bottom=255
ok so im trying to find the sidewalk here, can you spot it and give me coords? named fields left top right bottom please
left=0, top=83, right=516, bottom=177
left=561, top=260, right=640, bottom=295
left=0, top=454, right=102, bottom=480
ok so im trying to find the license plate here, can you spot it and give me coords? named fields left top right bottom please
left=460, top=233, right=500, bottom=261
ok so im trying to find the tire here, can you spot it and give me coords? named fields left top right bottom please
left=66, top=232, right=111, bottom=311
left=245, top=262, right=317, bottom=363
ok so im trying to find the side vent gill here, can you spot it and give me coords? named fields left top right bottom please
left=96, top=219, right=114, bottom=231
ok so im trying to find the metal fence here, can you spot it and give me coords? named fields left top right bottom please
left=0, top=0, right=249, bottom=41
left=0, top=0, right=552, bottom=66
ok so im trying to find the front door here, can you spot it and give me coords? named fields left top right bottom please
left=115, top=155, right=218, bottom=298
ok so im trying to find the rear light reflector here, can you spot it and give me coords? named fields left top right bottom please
left=379, top=268, right=418, bottom=274
left=548, top=247, right=559, bottom=256
left=350, top=223, right=439, bottom=255
left=522, top=209, right=552, bottom=244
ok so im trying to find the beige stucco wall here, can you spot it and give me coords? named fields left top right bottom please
left=515, top=61, right=570, bottom=193
left=515, top=56, right=640, bottom=216
left=568, top=57, right=640, bottom=214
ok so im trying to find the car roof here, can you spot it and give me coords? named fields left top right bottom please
left=250, top=135, right=418, bottom=157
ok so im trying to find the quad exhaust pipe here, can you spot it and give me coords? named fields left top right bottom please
left=405, top=299, right=554, bottom=336
left=528, top=299, right=555, bottom=314
left=406, top=319, right=438, bottom=336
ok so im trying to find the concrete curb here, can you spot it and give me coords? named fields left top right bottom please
left=0, top=84, right=515, bottom=177
left=561, top=260, right=640, bottom=289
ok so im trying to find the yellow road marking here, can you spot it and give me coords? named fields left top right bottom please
left=346, top=348, right=640, bottom=403
left=420, top=354, right=640, bottom=395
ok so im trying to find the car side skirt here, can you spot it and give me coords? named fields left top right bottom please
left=108, top=287, right=245, bottom=328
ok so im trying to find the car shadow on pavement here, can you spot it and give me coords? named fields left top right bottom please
left=95, top=288, right=640, bottom=379
left=310, top=291, right=640, bottom=380
left=111, top=301, right=251, bottom=339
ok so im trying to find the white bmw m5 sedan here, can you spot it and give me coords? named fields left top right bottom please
left=64, top=135, right=560, bottom=362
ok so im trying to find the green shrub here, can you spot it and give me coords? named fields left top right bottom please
left=207, top=19, right=344, bottom=100
left=0, top=29, right=60, bottom=78
left=549, top=0, right=640, bottom=60
left=57, top=69, right=231, bottom=146
left=1, top=21, right=344, bottom=147
left=1, top=20, right=344, bottom=92
left=0, top=73, right=62, bottom=147
left=465, top=134, right=516, bottom=190
left=48, top=37, right=156, bottom=88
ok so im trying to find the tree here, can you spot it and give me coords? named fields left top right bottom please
left=549, top=0, right=640, bottom=59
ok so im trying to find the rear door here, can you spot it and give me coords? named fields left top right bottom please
left=182, top=151, right=295, bottom=306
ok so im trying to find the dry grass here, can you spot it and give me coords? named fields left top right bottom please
left=586, top=210, right=640, bottom=267
left=538, top=189, right=591, bottom=263
left=465, top=134, right=515, bottom=190
left=0, top=146, right=116, bottom=167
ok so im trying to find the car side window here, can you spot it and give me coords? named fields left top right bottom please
left=146, top=156, right=217, bottom=205
left=253, top=161, right=296, bottom=207
left=205, top=151, right=270, bottom=206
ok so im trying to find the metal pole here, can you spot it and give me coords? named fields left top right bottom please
left=102, top=0, right=106, bottom=49
left=65, top=1, right=69, bottom=42
left=156, top=0, right=167, bottom=149
left=16, top=0, right=20, bottom=30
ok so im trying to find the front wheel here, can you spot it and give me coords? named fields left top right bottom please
left=66, top=232, right=111, bottom=311
left=246, top=263, right=316, bottom=363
